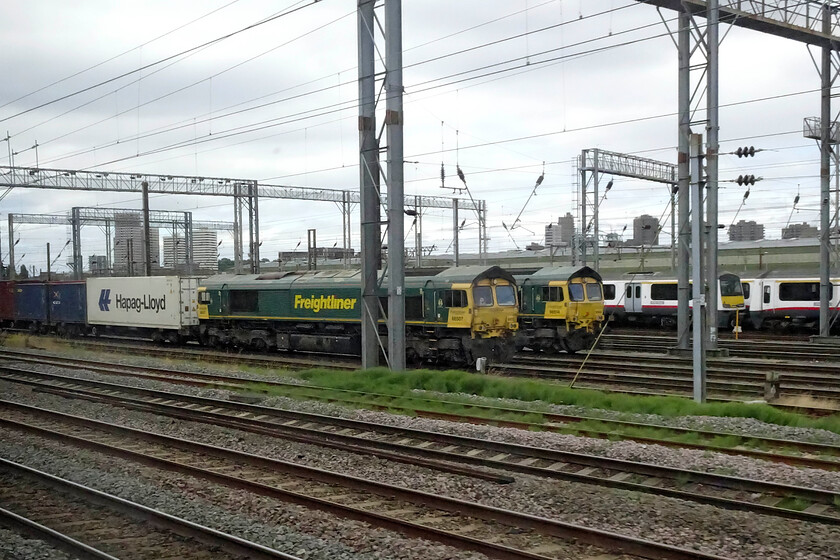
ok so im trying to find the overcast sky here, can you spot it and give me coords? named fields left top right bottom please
left=0, top=0, right=830, bottom=272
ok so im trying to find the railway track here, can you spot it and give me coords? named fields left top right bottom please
left=0, top=456, right=299, bottom=560
left=506, top=351, right=840, bottom=402
left=0, top=398, right=732, bottom=560
left=45, top=336, right=840, bottom=410
left=599, top=332, right=840, bottom=361
left=9, top=336, right=840, bottom=412
left=3, top=365, right=840, bottom=527
left=2, top=348, right=839, bottom=469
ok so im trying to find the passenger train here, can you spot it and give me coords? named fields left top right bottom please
left=602, top=272, right=745, bottom=328
left=740, top=273, right=840, bottom=331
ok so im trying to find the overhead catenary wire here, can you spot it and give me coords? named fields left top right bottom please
left=0, top=0, right=322, bottom=125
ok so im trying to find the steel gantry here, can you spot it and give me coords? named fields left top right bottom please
left=577, top=148, right=677, bottom=271
left=7, top=208, right=234, bottom=279
left=0, top=166, right=484, bottom=279
left=637, top=0, right=840, bottom=398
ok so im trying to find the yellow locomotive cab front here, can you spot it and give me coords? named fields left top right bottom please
left=469, top=278, right=519, bottom=338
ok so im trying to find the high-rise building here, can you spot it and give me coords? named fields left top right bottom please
left=545, top=213, right=576, bottom=247
left=162, top=236, right=188, bottom=268
left=545, top=223, right=562, bottom=247
left=782, top=222, right=819, bottom=239
left=113, top=213, right=160, bottom=275
left=632, top=214, right=659, bottom=245
left=728, top=220, right=765, bottom=241
left=558, top=212, right=575, bottom=244
left=163, top=228, right=218, bottom=272
left=192, top=228, right=218, bottom=271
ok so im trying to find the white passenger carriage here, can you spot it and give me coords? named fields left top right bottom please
left=602, top=272, right=745, bottom=328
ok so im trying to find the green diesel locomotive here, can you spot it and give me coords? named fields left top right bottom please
left=197, top=265, right=520, bottom=365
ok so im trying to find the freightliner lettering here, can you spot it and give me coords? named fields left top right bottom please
left=294, top=294, right=357, bottom=313
left=113, top=293, right=167, bottom=313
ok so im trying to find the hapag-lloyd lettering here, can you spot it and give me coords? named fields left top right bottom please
left=114, top=293, right=167, bottom=313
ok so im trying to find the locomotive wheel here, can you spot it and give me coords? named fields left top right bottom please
left=252, top=338, right=268, bottom=352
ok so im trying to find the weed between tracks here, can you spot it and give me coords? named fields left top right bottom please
left=272, top=367, right=840, bottom=438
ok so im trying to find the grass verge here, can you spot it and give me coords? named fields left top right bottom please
left=276, top=367, right=840, bottom=436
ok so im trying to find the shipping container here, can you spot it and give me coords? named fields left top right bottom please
left=15, top=282, right=48, bottom=324
left=49, top=282, right=87, bottom=327
left=86, top=276, right=199, bottom=330
left=0, top=281, right=15, bottom=324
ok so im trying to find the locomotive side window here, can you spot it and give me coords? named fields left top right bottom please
left=443, top=289, right=468, bottom=308
left=779, top=282, right=828, bottom=301
left=763, top=285, right=771, bottom=304
left=569, top=283, right=585, bottom=301
left=198, top=291, right=211, bottom=304
left=603, top=284, right=616, bottom=300
left=229, top=290, right=258, bottom=312
left=651, top=283, right=678, bottom=300
left=540, top=286, right=564, bottom=302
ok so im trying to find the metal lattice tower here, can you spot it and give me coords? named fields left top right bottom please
left=357, top=0, right=407, bottom=370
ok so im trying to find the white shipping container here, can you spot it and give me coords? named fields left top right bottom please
left=86, top=276, right=199, bottom=329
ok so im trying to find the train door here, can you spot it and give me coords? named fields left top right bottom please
left=624, top=282, right=642, bottom=314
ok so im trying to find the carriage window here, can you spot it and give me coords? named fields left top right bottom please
left=569, top=283, right=585, bottom=301
left=495, top=285, right=517, bottom=306
left=635, top=286, right=641, bottom=298
left=586, top=283, right=603, bottom=301
left=229, top=290, right=258, bottom=312
left=626, top=285, right=632, bottom=299
left=442, top=289, right=467, bottom=308
left=763, top=285, right=771, bottom=304
left=651, top=283, right=678, bottom=301
left=604, top=284, right=616, bottom=300
left=474, top=286, right=494, bottom=307
left=779, top=282, right=830, bottom=301
left=540, top=286, right=564, bottom=302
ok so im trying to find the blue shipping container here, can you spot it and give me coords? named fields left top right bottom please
left=49, top=282, right=87, bottom=325
left=15, top=283, right=48, bottom=323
